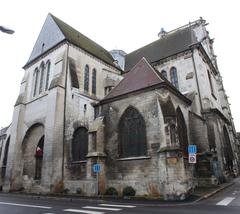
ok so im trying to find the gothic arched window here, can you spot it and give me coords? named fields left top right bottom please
left=33, top=68, right=39, bottom=97
left=1, top=137, right=10, bottom=179
left=39, top=62, right=45, bottom=94
left=45, top=60, right=51, bottom=91
left=119, top=106, right=147, bottom=158
left=84, top=65, right=89, bottom=92
left=92, top=68, right=97, bottom=95
left=161, top=70, right=167, bottom=79
left=223, top=126, right=234, bottom=170
left=72, top=127, right=88, bottom=161
left=170, top=67, right=179, bottom=89
left=35, top=135, right=44, bottom=180
left=176, top=107, right=188, bottom=157
left=170, top=124, right=176, bottom=145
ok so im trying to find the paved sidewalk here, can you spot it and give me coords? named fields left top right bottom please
left=0, top=181, right=234, bottom=206
left=193, top=182, right=234, bottom=202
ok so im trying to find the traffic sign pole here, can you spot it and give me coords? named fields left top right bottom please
left=93, top=164, right=101, bottom=196
left=188, top=145, right=197, bottom=164
left=96, top=172, right=99, bottom=196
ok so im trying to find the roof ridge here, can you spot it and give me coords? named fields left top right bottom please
left=50, top=14, right=107, bottom=51
left=102, top=57, right=163, bottom=101
left=50, top=14, right=117, bottom=68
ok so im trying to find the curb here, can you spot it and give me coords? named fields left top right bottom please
left=0, top=182, right=235, bottom=207
left=193, top=182, right=234, bottom=203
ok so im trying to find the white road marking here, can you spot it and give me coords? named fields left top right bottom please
left=216, top=197, right=235, bottom=206
left=63, top=209, right=104, bottom=214
left=0, top=201, right=51, bottom=209
left=83, top=206, right=121, bottom=211
left=99, top=203, right=136, bottom=208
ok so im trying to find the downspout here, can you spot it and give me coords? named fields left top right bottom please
left=62, top=42, right=70, bottom=181
left=191, top=48, right=203, bottom=112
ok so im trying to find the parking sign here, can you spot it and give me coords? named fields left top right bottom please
left=93, top=164, right=101, bottom=173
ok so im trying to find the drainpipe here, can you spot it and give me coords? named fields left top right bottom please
left=62, top=42, right=70, bottom=181
left=191, top=48, right=203, bottom=112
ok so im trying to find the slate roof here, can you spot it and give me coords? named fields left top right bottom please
left=125, top=26, right=198, bottom=71
left=50, top=14, right=116, bottom=67
left=102, top=57, right=163, bottom=101
left=25, top=14, right=117, bottom=69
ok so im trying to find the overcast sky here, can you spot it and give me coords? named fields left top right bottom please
left=1, top=0, right=240, bottom=131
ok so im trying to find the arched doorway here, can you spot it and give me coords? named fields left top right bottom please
left=22, top=124, right=44, bottom=180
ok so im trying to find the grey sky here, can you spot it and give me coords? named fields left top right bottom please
left=1, top=0, right=239, bottom=130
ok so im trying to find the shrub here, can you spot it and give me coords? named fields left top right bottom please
left=76, top=187, right=82, bottom=194
left=105, top=187, right=118, bottom=196
left=123, top=186, right=136, bottom=197
left=63, top=188, right=69, bottom=194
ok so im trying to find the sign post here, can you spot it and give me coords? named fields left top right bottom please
left=93, top=164, right=101, bottom=195
left=188, top=145, right=197, bottom=164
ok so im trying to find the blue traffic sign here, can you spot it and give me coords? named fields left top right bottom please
left=188, top=145, right=197, bottom=154
left=93, top=164, right=101, bottom=173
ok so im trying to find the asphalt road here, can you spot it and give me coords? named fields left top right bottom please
left=0, top=178, right=240, bottom=214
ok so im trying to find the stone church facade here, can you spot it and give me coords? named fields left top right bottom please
left=0, top=14, right=239, bottom=200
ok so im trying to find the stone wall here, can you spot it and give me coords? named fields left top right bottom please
left=99, top=88, right=194, bottom=199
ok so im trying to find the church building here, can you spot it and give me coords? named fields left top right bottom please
left=0, top=14, right=239, bottom=200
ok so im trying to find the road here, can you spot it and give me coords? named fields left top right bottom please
left=0, top=178, right=240, bottom=214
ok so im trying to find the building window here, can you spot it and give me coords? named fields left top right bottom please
left=170, top=124, right=176, bottom=145
left=170, top=67, right=179, bottom=89
left=207, top=70, right=214, bottom=96
left=104, top=86, right=114, bottom=96
left=84, top=65, right=89, bottom=92
left=176, top=107, right=188, bottom=157
left=119, top=106, right=147, bottom=158
left=72, top=127, right=88, bottom=161
left=33, top=68, right=39, bottom=97
left=45, top=60, right=51, bottom=91
left=223, top=126, right=234, bottom=171
left=39, top=62, right=45, bottom=94
left=35, top=136, right=44, bottom=180
left=1, top=137, right=10, bottom=179
left=161, top=70, right=167, bottom=79
left=92, top=68, right=97, bottom=95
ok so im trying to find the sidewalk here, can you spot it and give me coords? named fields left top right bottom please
left=0, top=181, right=234, bottom=206
left=193, top=182, right=234, bottom=202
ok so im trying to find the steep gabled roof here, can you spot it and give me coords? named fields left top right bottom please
left=102, top=57, right=163, bottom=101
left=125, top=26, right=198, bottom=71
left=24, top=14, right=117, bottom=69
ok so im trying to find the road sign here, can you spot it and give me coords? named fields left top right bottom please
left=188, top=154, right=197, bottom=164
left=188, top=145, right=197, bottom=154
left=93, top=164, right=101, bottom=173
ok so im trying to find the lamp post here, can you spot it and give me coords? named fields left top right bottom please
left=0, top=26, right=14, bottom=34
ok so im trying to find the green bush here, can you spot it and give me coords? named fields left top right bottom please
left=123, top=186, right=136, bottom=197
left=104, top=187, right=118, bottom=196
left=76, top=187, right=82, bottom=194
left=62, top=188, right=69, bottom=194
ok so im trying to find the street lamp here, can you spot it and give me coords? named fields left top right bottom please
left=0, top=26, right=14, bottom=34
